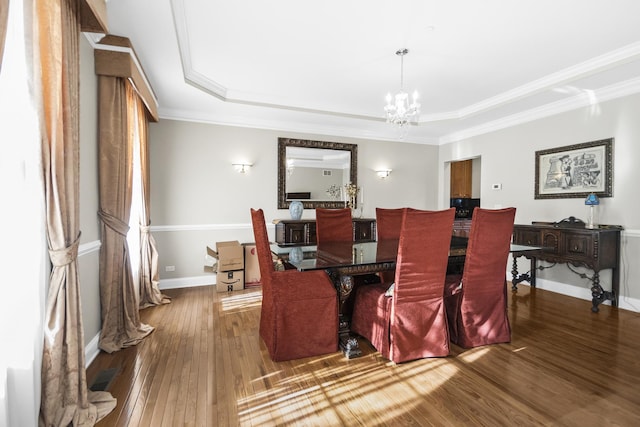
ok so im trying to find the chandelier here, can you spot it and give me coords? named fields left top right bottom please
left=384, top=48, right=420, bottom=130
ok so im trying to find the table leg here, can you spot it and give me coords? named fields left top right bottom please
left=590, top=271, right=616, bottom=313
left=530, top=257, right=537, bottom=286
left=511, top=255, right=529, bottom=291
left=511, top=255, right=537, bottom=291
left=328, top=272, right=362, bottom=359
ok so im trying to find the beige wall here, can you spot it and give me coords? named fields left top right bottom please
left=439, top=93, right=640, bottom=306
left=148, top=120, right=439, bottom=286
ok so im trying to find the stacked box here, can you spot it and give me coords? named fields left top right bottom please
left=216, top=269, right=244, bottom=293
left=207, top=241, right=245, bottom=292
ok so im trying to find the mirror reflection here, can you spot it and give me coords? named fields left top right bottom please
left=286, top=147, right=350, bottom=201
left=278, top=138, right=358, bottom=209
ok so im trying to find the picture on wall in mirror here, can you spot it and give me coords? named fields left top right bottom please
left=535, top=138, right=613, bottom=199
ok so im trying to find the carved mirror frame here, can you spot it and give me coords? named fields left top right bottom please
left=277, top=137, right=358, bottom=209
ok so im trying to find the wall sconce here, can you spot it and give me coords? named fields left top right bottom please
left=232, top=163, right=253, bottom=174
left=584, top=193, right=599, bottom=229
left=376, top=169, right=392, bottom=179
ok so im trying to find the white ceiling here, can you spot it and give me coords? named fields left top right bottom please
left=102, top=0, right=640, bottom=144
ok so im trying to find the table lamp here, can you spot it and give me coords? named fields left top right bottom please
left=584, top=193, right=600, bottom=229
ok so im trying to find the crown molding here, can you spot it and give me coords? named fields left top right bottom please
left=167, top=0, right=640, bottom=144
left=158, top=75, right=640, bottom=146
left=441, top=76, right=640, bottom=144
left=456, top=41, right=640, bottom=119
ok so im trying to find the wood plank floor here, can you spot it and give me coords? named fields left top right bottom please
left=88, top=284, right=640, bottom=426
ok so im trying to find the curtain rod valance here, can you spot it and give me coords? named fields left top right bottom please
left=95, top=35, right=159, bottom=122
left=81, top=0, right=108, bottom=33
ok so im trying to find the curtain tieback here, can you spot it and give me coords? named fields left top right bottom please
left=49, top=233, right=81, bottom=267
left=140, top=225, right=150, bottom=233
left=98, top=210, right=130, bottom=236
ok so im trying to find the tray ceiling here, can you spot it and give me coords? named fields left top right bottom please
left=102, top=0, right=640, bottom=144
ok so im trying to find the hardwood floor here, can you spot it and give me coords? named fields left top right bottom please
left=88, top=284, right=640, bottom=426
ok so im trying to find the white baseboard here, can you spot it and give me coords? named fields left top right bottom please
left=519, top=278, right=640, bottom=313
left=158, top=275, right=215, bottom=290
left=85, top=332, right=100, bottom=368
left=616, top=294, right=640, bottom=312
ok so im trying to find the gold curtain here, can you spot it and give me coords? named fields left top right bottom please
left=0, top=0, right=8, bottom=68
left=135, top=93, right=170, bottom=308
left=36, top=0, right=115, bottom=424
left=97, top=77, right=154, bottom=353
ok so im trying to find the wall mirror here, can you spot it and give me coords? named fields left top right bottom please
left=278, top=138, right=358, bottom=209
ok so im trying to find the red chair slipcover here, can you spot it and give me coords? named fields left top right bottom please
left=251, top=208, right=338, bottom=361
left=444, top=207, right=516, bottom=348
left=376, top=207, right=405, bottom=240
left=316, top=208, right=353, bottom=244
left=351, top=208, right=456, bottom=363
left=375, top=207, right=405, bottom=283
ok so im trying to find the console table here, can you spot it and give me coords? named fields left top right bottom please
left=511, top=220, right=623, bottom=313
left=274, top=218, right=376, bottom=245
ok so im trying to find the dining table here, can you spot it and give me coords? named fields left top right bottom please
left=271, top=237, right=540, bottom=358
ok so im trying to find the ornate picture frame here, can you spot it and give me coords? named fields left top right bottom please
left=535, top=138, right=613, bottom=199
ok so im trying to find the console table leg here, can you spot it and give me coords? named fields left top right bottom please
left=612, top=267, right=620, bottom=308
left=590, top=271, right=614, bottom=313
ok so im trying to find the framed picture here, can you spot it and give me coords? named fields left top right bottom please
left=535, top=138, right=613, bottom=199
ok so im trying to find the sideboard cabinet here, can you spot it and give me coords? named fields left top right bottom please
left=274, top=218, right=376, bottom=245
left=511, top=221, right=622, bottom=312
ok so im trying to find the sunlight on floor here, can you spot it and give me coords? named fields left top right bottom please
left=458, top=346, right=492, bottom=363
left=220, top=289, right=263, bottom=312
left=237, top=353, right=461, bottom=425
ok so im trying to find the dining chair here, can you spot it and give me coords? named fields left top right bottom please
left=376, top=207, right=405, bottom=240
left=444, top=207, right=517, bottom=348
left=250, top=208, right=338, bottom=361
left=375, top=207, right=405, bottom=283
left=351, top=207, right=456, bottom=363
left=315, top=208, right=353, bottom=244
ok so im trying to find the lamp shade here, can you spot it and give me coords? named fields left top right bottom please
left=584, top=193, right=600, bottom=206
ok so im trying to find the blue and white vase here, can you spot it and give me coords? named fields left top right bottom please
left=289, top=200, right=304, bottom=220
left=289, top=247, right=304, bottom=263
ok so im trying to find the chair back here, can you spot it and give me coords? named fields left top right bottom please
left=376, top=207, right=405, bottom=240
left=250, top=208, right=275, bottom=341
left=455, top=207, right=516, bottom=347
left=316, top=208, right=353, bottom=244
left=389, top=207, right=456, bottom=361
left=250, top=208, right=275, bottom=283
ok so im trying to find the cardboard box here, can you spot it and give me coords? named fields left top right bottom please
left=207, top=240, right=244, bottom=272
left=243, top=243, right=261, bottom=287
left=216, top=270, right=244, bottom=292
